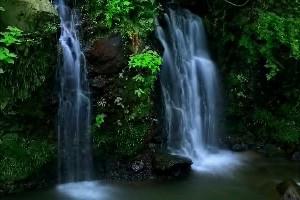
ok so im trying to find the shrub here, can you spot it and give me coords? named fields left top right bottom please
left=129, top=50, right=162, bottom=97
left=85, top=0, right=159, bottom=52
left=129, top=50, right=162, bottom=74
left=95, top=113, right=106, bottom=128
left=253, top=110, right=300, bottom=144
left=92, top=50, right=162, bottom=158
left=0, top=26, right=23, bottom=63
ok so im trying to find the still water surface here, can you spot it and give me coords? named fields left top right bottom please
left=4, top=153, right=300, bottom=200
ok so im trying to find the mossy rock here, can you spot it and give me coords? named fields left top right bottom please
left=153, top=153, right=192, bottom=178
left=0, top=0, right=57, bottom=31
left=277, top=180, right=300, bottom=200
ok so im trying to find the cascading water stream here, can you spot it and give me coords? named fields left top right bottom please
left=56, top=0, right=93, bottom=183
left=157, top=9, right=240, bottom=172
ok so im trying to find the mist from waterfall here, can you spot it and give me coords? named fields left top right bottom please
left=56, top=0, right=93, bottom=183
left=157, top=9, right=240, bottom=172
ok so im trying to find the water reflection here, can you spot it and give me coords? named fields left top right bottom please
left=57, top=181, right=114, bottom=200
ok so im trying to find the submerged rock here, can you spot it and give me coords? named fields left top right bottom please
left=277, top=180, right=300, bottom=200
left=292, top=152, right=300, bottom=161
left=153, top=153, right=192, bottom=178
left=131, top=160, right=145, bottom=173
left=264, top=144, right=285, bottom=158
left=86, top=36, right=125, bottom=75
left=232, top=143, right=248, bottom=152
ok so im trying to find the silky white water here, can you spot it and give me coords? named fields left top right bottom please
left=57, top=181, right=113, bottom=200
left=56, top=0, right=92, bottom=182
left=157, top=9, right=241, bottom=172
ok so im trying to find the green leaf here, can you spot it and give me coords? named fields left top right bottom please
left=0, top=47, right=17, bottom=64
left=95, top=114, right=106, bottom=128
left=134, top=88, right=145, bottom=97
left=128, top=50, right=162, bottom=74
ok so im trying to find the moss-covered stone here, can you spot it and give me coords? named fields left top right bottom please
left=153, top=153, right=192, bottom=178
left=0, top=3, right=58, bottom=111
left=277, top=180, right=300, bottom=200
left=0, top=0, right=57, bottom=31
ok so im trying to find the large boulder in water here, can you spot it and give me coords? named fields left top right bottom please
left=86, top=36, right=125, bottom=75
left=0, top=0, right=57, bottom=31
left=153, top=153, right=192, bottom=178
left=277, top=180, right=300, bottom=200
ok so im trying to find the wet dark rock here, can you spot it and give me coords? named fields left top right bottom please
left=220, top=135, right=252, bottom=152
left=95, top=153, right=153, bottom=182
left=292, top=152, right=300, bottom=161
left=90, top=75, right=107, bottom=89
left=131, top=160, right=145, bottom=173
left=152, top=135, right=163, bottom=144
left=86, top=36, right=125, bottom=75
left=277, top=180, right=300, bottom=200
left=232, top=143, right=248, bottom=152
left=148, top=143, right=162, bottom=153
left=153, top=153, right=192, bottom=178
left=264, top=144, right=285, bottom=158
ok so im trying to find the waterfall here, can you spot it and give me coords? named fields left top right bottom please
left=56, top=0, right=93, bottom=183
left=157, top=9, right=239, bottom=171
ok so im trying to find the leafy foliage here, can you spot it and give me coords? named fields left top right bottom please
left=93, top=50, right=162, bottom=158
left=129, top=50, right=162, bottom=74
left=94, top=123, right=148, bottom=157
left=206, top=0, right=300, bottom=145
left=0, top=21, right=58, bottom=111
left=1, top=26, right=23, bottom=46
left=0, top=26, right=23, bottom=65
left=129, top=50, right=162, bottom=97
left=93, top=76, right=157, bottom=157
left=104, top=0, right=134, bottom=28
left=104, top=0, right=158, bottom=37
left=95, top=113, right=106, bottom=128
left=253, top=108, right=300, bottom=144
left=0, top=4, right=57, bottom=188
left=85, top=0, right=159, bottom=52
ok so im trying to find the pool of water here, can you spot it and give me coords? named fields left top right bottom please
left=3, top=153, right=300, bottom=200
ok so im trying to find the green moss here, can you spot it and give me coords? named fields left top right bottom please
left=0, top=0, right=57, bottom=31
left=94, top=122, right=148, bottom=157
left=0, top=134, right=55, bottom=183
left=0, top=20, right=58, bottom=111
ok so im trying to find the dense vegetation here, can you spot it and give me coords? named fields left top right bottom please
left=204, top=0, right=300, bottom=148
left=0, top=0, right=299, bottom=194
